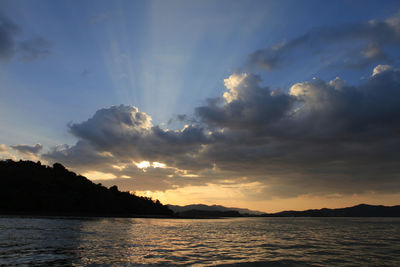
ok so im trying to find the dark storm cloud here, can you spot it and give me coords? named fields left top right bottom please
left=44, top=65, right=400, bottom=197
left=286, top=71, right=400, bottom=141
left=42, top=141, right=114, bottom=168
left=195, top=67, right=400, bottom=196
left=0, top=13, right=51, bottom=62
left=68, top=105, right=153, bottom=151
left=10, top=143, right=43, bottom=155
left=55, top=105, right=213, bottom=170
left=247, top=12, right=400, bottom=70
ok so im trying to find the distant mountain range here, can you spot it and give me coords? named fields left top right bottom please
left=168, top=203, right=400, bottom=217
left=263, top=204, right=400, bottom=217
left=167, top=204, right=265, bottom=215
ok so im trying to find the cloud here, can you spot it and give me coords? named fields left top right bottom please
left=199, top=67, right=400, bottom=196
left=372, top=64, right=392, bottom=77
left=247, top=12, right=400, bottom=71
left=10, top=143, right=43, bottom=155
left=43, top=65, right=400, bottom=198
left=67, top=105, right=211, bottom=164
left=43, top=140, right=217, bottom=192
left=195, top=73, right=295, bottom=131
left=167, top=114, right=189, bottom=125
left=42, top=141, right=114, bottom=168
left=0, top=13, right=51, bottom=62
left=45, top=105, right=213, bottom=173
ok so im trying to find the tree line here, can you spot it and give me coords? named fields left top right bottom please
left=0, top=159, right=173, bottom=216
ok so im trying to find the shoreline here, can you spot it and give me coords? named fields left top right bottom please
left=0, top=212, right=238, bottom=219
left=1, top=212, right=400, bottom=220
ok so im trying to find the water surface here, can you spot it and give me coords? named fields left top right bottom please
left=1, top=216, right=399, bottom=266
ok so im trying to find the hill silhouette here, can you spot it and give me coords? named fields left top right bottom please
left=0, top=159, right=173, bottom=216
left=175, top=209, right=242, bottom=218
left=168, top=204, right=264, bottom=215
left=263, top=204, right=400, bottom=217
left=171, top=204, right=400, bottom=217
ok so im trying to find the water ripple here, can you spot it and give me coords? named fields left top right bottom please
left=0, top=217, right=399, bottom=266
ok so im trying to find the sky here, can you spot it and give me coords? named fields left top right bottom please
left=1, top=0, right=400, bottom=212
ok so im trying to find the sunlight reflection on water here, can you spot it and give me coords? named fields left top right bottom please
left=0, top=217, right=399, bottom=266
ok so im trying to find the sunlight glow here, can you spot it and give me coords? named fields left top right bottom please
left=83, top=171, right=117, bottom=180
left=182, top=174, right=199, bottom=178
left=136, top=161, right=151, bottom=169
left=136, top=161, right=167, bottom=169
left=136, top=186, right=400, bottom=213
left=153, top=162, right=166, bottom=168
left=112, top=164, right=126, bottom=171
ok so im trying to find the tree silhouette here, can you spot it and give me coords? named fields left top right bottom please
left=0, top=159, right=173, bottom=216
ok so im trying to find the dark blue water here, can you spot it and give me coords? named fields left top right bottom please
left=0, top=216, right=399, bottom=266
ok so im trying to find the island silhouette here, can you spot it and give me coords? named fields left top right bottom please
left=1, top=159, right=399, bottom=218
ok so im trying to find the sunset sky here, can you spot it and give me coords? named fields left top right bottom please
left=1, top=0, right=400, bottom=212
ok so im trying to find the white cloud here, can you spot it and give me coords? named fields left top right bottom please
left=372, top=64, right=392, bottom=77
left=223, top=73, right=248, bottom=103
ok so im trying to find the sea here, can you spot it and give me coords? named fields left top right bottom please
left=0, top=216, right=399, bottom=266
